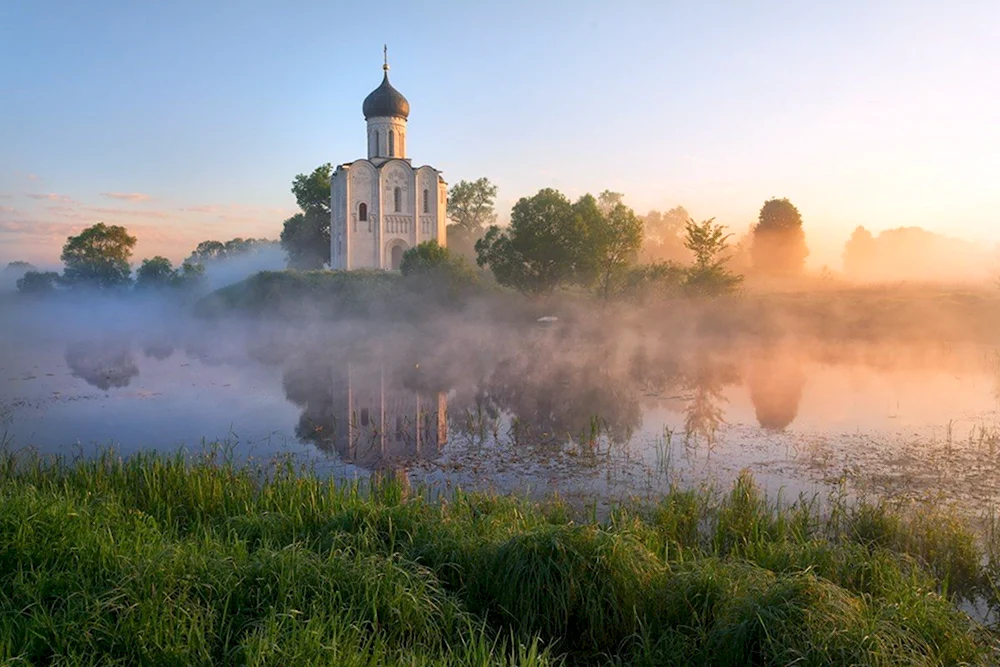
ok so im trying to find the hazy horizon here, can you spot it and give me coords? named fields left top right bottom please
left=1, top=1, right=998, bottom=271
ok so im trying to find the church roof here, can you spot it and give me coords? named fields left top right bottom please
left=362, top=70, right=410, bottom=120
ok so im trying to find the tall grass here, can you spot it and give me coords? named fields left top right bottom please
left=0, top=451, right=997, bottom=665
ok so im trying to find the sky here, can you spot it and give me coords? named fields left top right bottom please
left=1, top=0, right=998, bottom=269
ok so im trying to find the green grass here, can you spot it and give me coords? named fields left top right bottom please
left=0, top=452, right=997, bottom=665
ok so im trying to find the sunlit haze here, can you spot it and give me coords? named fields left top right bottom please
left=1, top=1, right=998, bottom=269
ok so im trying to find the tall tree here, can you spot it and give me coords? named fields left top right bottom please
left=280, top=212, right=329, bottom=269
left=447, top=178, right=498, bottom=262
left=60, top=223, right=136, bottom=288
left=188, top=240, right=226, bottom=263
left=578, top=195, right=644, bottom=299
left=281, top=164, right=332, bottom=269
left=842, top=226, right=877, bottom=278
left=135, top=256, right=175, bottom=289
left=475, top=188, right=586, bottom=295
left=750, top=198, right=808, bottom=274
left=447, top=178, right=497, bottom=234
left=597, top=190, right=624, bottom=213
left=291, top=163, right=333, bottom=217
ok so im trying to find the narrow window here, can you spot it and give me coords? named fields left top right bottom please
left=394, top=187, right=401, bottom=213
left=360, top=408, right=370, bottom=427
left=373, top=131, right=379, bottom=156
left=358, top=202, right=367, bottom=222
left=388, top=130, right=395, bottom=156
left=423, top=189, right=429, bottom=213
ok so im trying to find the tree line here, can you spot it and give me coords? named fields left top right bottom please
left=10, top=225, right=276, bottom=295
left=279, top=163, right=809, bottom=299
left=8, top=168, right=808, bottom=300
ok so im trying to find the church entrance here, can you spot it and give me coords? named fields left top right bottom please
left=390, top=243, right=407, bottom=271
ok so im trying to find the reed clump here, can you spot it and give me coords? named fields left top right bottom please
left=0, top=451, right=997, bottom=665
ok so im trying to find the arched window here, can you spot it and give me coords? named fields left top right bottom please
left=422, top=189, right=429, bottom=213
left=358, top=202, right=367, bottom=222
left=394, top=187, right=401, bottom=213
left=388, top=130, right=395, bottom=156
left=373, top=131, right=379, bottom=156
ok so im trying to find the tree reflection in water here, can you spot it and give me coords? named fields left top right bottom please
left=746, top=351, right=806, bottom=431
left=142, top=341, right=175, bottom=361
left=470, top=340, right=643, bottom=449
left=680, top=354, right=738, bottom=446
left=65, top=340, right=139, bottom=390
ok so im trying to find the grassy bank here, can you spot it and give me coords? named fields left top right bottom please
left=194, top=270, right=404, bottom=318
left=2, top=450, right=997, bottom=665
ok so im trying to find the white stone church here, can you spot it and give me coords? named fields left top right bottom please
left=329, top=54, right=448, bottom=270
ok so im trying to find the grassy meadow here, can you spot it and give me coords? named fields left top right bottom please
left=1, top=449, right=999, bottom=665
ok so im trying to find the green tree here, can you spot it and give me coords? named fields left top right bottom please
left=750, top=198, right=808, bottom=274
left=597, top=190, right=624, bottom=212
left=584, top=198, right=644, bottom=299
left=60, top=223, right=136, bottom=288
left=187, top=238, right=274, bottom=265
left=172, top=261, right=206, bottom=289
left=447, top=177, right=498, bottom=262
left=683, top=218, right=743, bottom=296
left=280, top=212, right=329, bottom=269
left=291, top=163, right=333, bottom=217
left=135, top=256, right=175, bottom=289
left=475, top=188, right=586, bottom=295
left=281, top=164, right=332, bottom=269
left=188, top=240, right=226, bottom=263
left=16, top=271, right=60, bottom=295
left=136, top=256, right=205, bottom=291
left=448, top=178, right=497, bottom=234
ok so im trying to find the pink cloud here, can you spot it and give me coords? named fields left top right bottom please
left=217, top=214, right=267, bottom=223
left=27, top=193, right=75, bottom=203
left=182, top=205, right=222, bottom=214
left=81, top=206, right=170, bottom=219
left=0, top=220, right=83, bottom=237
left=101, top=192, right=153, bottom=202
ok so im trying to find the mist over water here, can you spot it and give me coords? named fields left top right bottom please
left=3, top=282, right=1000, bottom=513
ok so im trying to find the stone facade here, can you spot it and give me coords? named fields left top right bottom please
left=329, top=64, right=447, bottom=271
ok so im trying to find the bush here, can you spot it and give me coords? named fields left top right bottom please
left=16, top=270, right=61, bottom=295
left=400, top=241, right=479, bottom=296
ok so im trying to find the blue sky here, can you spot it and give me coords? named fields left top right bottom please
left=1, top=0, right=998, bottom=267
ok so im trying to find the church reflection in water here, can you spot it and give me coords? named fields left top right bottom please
left=287, top=360, right=447, bottom=471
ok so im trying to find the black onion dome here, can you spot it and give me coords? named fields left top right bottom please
left=362, top=71, right=410, bottom=120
